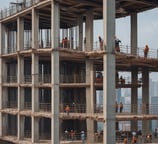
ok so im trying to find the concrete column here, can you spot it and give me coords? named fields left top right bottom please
left=103, top=0, right=115, bottom=143
left=86, top=60, right=94, bottom=143
left=31, top=53, right=39, bottom=143
left=2, top=114, right=8, bottom=135
left=78, top=15, right=83, bottom=51
left=131, top=13, right=137, bottom=55
left=85, top=10, right=93, bottom=51
left=131, top=69, right=138, bottom=131
left=32, top=117, right=39, bottom=142
left=0, top=22, right=5, bottom=137
left=17, top=56, right=24, bottom=110
left=51, top=1, right=60, bottom=144
left=32, top=53, right=39, bottom=112
left=1, top=62, right=7, bottom=107
left=0, top=23, right=5, bottom=54
left=69, top=28, right=73, bottom=49
left=32, top=8, right=39, bottom=49
left=18, top=115, right=24, bottom=140
left=17, top=55, right=24, bottom=140
left=17, top=17, right=24, bottom=51
left=142, top=69, right=150, bottom=136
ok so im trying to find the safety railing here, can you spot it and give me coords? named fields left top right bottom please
left=38, top=74, right=51, bottom=83
left=7, top=101, right=17, bottom=108
left=120, top=45, right=158, bottom=58
left=24, top=130, right=31, bottom=138
left=60, top=103, right=158, bottom=115
left=60, top=104, right=86, bottom=113
left=39, top=103, right=51, bottom=112
left=61, top=131, right=87, bottom=141
left=60, top=74, right=85, bottom=83
left=7, top=75, right=17, bottom=83
left=24, top=102, right=32, bottom=109
left=24, top=75, right=32, bottom=83
left=0, top=0, right=40, bottom=19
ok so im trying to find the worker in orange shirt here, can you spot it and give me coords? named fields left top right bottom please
left=65, top=105, right=70, bottom=115
left=144, top=44, right=149, bottom=57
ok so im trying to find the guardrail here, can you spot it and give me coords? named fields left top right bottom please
left=60, top=103, right=158, bottom=115
left=0, top=0, right=40, bottom=19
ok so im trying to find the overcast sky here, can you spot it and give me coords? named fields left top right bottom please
left=1, top=0, right=158, bottom=81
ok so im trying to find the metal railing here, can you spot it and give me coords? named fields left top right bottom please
left=7, top=101, right=17, bottom=108
left=60, top=103, right=158, bottom=115
left=6, top=75, right=17, bottom=83
left=38, top=74, right=51, bottom=83
left=60, top=104, right=86, bottom=113
left=24, top=75, right=32, bottom=83
left=60, top=74, right=85, bottom=83
left=24, top=102, right=32, bottom=109
left=120, top=45, right=158, bottom=58
left=24, top=130, right=31, bottom=138
left=0, top=0, right=40, bottom=19
left=39, top=103, right=51, bottom=112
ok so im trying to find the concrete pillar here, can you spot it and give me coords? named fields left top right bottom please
left=69, top=28, right=73, bottom=49
left=17, top=56, right=24, bottom=110
left=0, top=23, right=5, bottom=54
left=17, top=55, right=24, bottom=140
left=103, top=0, right=115, bottom=143
left=142, top=69, right=150, bottom=136
left=17, top=17, right=24, bottom=51
left=18, top=115, right=24, bottom=140
left=85, top=10, right=93, bottom=51
left=32, top=117, right=39, bottom=142
left=32, top=54, right=39, bottom=112
left=2, top=114, right=8, bottom=135
left=78, top=15, right=83, bottom=51
left=31, top=53, right=39, bottom=142
left=32, top=8, right=39, bottom=49
left=86, top=60, right=94, bottom=143
left=51, top=1, right=60, bottom=144
left=0, top=22, right=5, bottom=137
left=131, top=69, right=138, bottom=131
left=131, top=13, right=137, bottom=55
left=1, top=62, right=7, bottom=107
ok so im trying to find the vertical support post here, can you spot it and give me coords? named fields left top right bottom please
left=32, top=8, right=39, bottom=49
left=86, top=60, right=94, bottom=143
left=131, top=69, right=138, bottom=131
left=103, top=0, right=115, bottom=143
left=131, top=13, right=137, bottom=55
left=17, top=17, right=24, bottom=51
left=85, top=10, right=93, bottom=51
left=142, top=68, right=150, bottom=136
left=51, top=1, right=60, bottom=144
left=78, top=15, right=83, bottom=51
left=17, top=55, right=24, bottom=140
left=32, top=53, right=39, bottom=143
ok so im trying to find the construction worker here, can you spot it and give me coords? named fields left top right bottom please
left=131, top=136, right=137, bottom=144
left=123, top=137, right=128, bottom=144
left=144, top=44, right=149, bottom=57
left=98, top=36, right=103, bottom=50
left=115, top=36, right=121, bottom=52
left=81, top=131, right=85, bottom=144
left=120, top=102, right=123, bottom=113
left=116, top=101, right=118, bottom=112
left=65, top=105, right=70, bottom=115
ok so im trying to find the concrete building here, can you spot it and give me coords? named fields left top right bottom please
left=0, top=0, right=158, bottom=143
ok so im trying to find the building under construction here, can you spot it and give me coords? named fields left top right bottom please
left=0, top=0, right=158, bottom=143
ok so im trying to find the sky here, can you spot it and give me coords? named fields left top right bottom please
left=1, top=0, right=158, bottom=81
